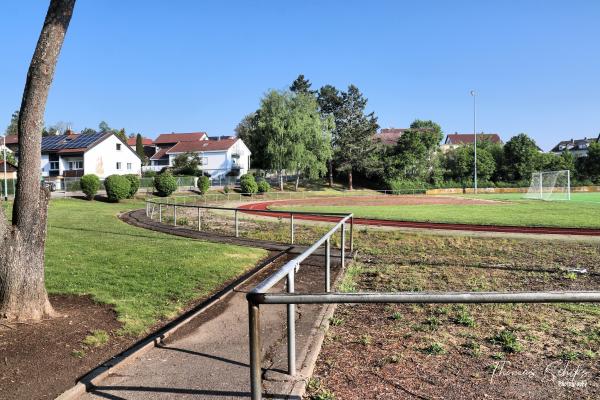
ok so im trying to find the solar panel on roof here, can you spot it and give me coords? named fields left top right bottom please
left=41, top=132, right=106, bottom=151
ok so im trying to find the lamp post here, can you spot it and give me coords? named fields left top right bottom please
left=2, top=135, right=7, bottom=201
left=470, top=90, right=477, bottom=194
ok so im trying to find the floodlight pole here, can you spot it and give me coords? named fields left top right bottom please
left=470, top=90, right=477, bottom=194
left=2, top=135, right=8, bottom=201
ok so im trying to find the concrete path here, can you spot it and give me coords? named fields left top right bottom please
left=76, top=211, right=344, bottom=400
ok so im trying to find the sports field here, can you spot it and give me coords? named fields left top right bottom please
left=269, top=192, right=600, bottom=229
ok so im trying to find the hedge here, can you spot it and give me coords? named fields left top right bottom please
left=104, top=174, right=131, bottom=202
left=154, top=171, right=178, bottom=197
left=197, top=175, right=210, bottom=194
left=80, top=174, right=100, bottom=200
left=124, top=174, right=140, bottom=198
left=240, top=174, right=258, bottom=194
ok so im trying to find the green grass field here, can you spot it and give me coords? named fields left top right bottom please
left=461, top=191, right=600, bottom=203
left=3, top=199, right=266, bottom=335
left=271, top=193, right=600, bottom=229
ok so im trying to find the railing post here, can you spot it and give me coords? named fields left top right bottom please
left=235, top=209, right=239, bottom=237
left=287, top=269, right=296, bottom=376
left=198, top=207, right=201, bottom=231
left=350, top=215, right=354, bottom=253
left=325, top=238, right=331, bottom=292
left=174, top=205, right=177, bottom=226
left=341, top=223, right=346, bottom=269
left=290, top=213, right=294, bottom=244
left=146, top=202, right=149, bottom=217
left=248, top=301, right=262, bottom=400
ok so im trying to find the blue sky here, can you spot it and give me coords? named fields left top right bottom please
left=1, top=1, right=599, bottom=150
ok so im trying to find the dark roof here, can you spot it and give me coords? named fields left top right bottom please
left=444, top=133, right=502, bottom=145
left=375, top=128, right=407, bottom=146
left=149, top=147, right=169, bottom=160
left=127, top=137, right=154, bottom=146
left=40, top=132, right=109, bottom=152
left=0, top=160, right=17, bottom=172
left=167, top=138, right=239, bottom=153
left=154, top=132, right=207, bottom=144
left=550, top=136, right=600, bottom=152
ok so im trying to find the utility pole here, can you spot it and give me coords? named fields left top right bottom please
left=470, top=90, right=477, bottom=194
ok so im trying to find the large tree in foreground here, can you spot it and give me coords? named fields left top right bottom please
left=0, top=0, right=76, bottom=321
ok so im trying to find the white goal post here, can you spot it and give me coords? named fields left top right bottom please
left=524, top=170, right=571, bottom=201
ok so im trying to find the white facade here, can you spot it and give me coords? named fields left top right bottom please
left=41, top=134, right=141, bottom=179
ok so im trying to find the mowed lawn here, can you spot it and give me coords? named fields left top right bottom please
left=3, top=199, right=267, bottom=335
left=270, top=194, right=600, bottom=229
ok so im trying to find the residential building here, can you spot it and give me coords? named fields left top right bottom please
left=0, top=160, right=18, bottom=180
left=550, top=135, right=600, bottom=158
left=374, top=128, right=408, bottom=146
left=441, top=133, right=502, bottom=152
left=147, top=132, right=251, bottom=178
left=1, top=135, right=19, bottom=153
left=127, top=136, right=155, bottom=159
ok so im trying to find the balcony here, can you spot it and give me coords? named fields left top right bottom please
left=63, top=170, right=84, bottom=178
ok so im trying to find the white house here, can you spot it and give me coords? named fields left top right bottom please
left=39, top=132, right=142, bottom=182
left=147, top=132, right=251, bottom=178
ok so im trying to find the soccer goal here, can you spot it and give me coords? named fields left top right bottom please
left=524, top=170, right=571, bottom=201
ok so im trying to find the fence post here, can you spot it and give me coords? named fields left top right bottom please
left=287, top=269, right=296, bottom=376
left=249, top=300, right=262, bottom=400
left=198, top=207, right=201, bottom=231
left=290, top=213, right=294, bottom=244
left=341, top=223, right=346, bottom=269
left=159, top=203, right=162, bottom=223
left=174, top=205, right=177, bottom=226
left=325, top=238, right=331, bottom=292
left=235, top=209, right=239, bottom=237
left=350, top=216, right=354, bottom=253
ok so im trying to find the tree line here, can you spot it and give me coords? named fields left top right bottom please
left=238, top=74, right=600, bottom=190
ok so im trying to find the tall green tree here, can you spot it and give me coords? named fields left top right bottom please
left=332, top=85, right=379, bottom=190
left=80, top=127, right=97, bottom=135
left=171, top=152, right=201, bottom=175
left=503, top=133, right=541, bottom=181
left=235, top=113, right=267, bottom=168
left=290, top=74, right=314, bottom=95
left=582, top=142, right=600, bottom=183
left=135, top=133, right=146, bottom=165
left=390, top=120, right=444, bottom=183
left=255, top=90, right=332, bottom=190
left=444, top=145, right=496, bottom=184
left=317, top=85, right=343, bottom=187
left=4, top=111, right=19, bottom=136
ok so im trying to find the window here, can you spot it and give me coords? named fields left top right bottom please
left=68, top=161, right=83, bottom=170
left=49, top=161, right=59, bottom=170
left=116, top=143, right=122, bottom=151
left=127, top=163, right=132, bottom=170
left=116, top=162, right=122, bottom=170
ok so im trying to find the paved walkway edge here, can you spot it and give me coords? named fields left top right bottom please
left=55, top=249, right=288, bottom=400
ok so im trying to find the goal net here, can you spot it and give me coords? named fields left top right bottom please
left=524, top=170, right=571, bottom=201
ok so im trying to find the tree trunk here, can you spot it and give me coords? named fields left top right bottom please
left=0, top=0, right=76, bottom=321
left=295, top=174, right=300, bottom=191
left=328, top=159, right=333, bottom=187
left=279, top=172, right=284, bottom=191
left=348, top=170, right=353, bottom=190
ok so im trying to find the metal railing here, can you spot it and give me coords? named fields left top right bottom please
left=144, top=198, right=354, bottom=248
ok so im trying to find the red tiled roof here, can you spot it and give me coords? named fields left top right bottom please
left=150, top=147, right=170, bottom=160
left=444, top=133, right=501, bottom=145
left=375, top=128, right=407, bottom=145
left=167, top=138, right=239, bottom=153
left=0, top=160, right=17, bottom=172
left=127, top=137, right=153, bottom=146
left=3, top=135, right=19, bottom=144
left=154, top=132, right=207, bottom=144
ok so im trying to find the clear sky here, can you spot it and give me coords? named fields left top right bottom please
left=1, top=1, right=599, bottom=150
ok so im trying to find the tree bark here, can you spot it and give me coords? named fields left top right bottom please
left=295, top=174, right=300, bottom=191
left=0, top=0, right=76, bottom=321
left=348, top=170, right=353, bottom=190
left=279, top=172, right=284, bottom=191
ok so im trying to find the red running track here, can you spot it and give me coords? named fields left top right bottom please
left=238, top=201, right=600, bottom=236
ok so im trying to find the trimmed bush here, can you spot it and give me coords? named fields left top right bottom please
left=257, top=179, right=270, bottom=194
left=142, top=170, right=156, bottom=178
left=154, top=171, right=178, bottom=197
left=124, top=174, right=140, bottom=198
left=80, top=174, right=100, bottom=200
left=104, top=174, right=131, bottom=202
left=240, top=174, right=258, bottom=194
left=197, top=175, right=210, bottom=194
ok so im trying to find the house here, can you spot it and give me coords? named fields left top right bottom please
left=374, top=128, right=407, bottom=146
left=550, top=135, right=600, bottom=158
left=441, top=133, right=502, bottom=152
left=0, top=160, right=18, bottom=180
left=1, top=135, right=19, bottom=153
left=147, top=132, right=251, bottom=178
left=37, top=132, right=141, bottom=185
left=127, top=136, right=155, bottom=159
